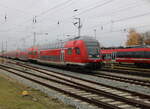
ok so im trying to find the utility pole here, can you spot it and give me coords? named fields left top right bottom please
left=5, top=41, right=7, bottom=52
left=74, top=17, right=82, bottom=37
left=1, top=41, right=4, bottom=57
left=1, top=41, right=4, bottom=63
left=78, top=18, right=81, bottom=37
left=33, top=32, right=36, bottom=47
left=94, top=29, right=97, bottom=39
left=32, top=16, right=37, bottom=47
left=73, top=9, right=82, bottom=37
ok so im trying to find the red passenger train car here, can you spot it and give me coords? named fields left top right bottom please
left=101, top=46, right=150, bottom=67
left=4, top=36, right=102, bottom=69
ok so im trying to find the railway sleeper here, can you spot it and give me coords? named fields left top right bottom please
left=2, top=63, right=150, bottom=109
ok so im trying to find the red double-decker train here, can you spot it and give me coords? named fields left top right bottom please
left=3, top=36, right=102, bottom=69
left=101, top=46, right=150, bottom=67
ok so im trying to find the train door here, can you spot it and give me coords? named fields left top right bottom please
left=60, top=49, right=65, bottom=62
left=111, top=52, right=116, bottom=61
left=74, top=47, right=81, bottom=62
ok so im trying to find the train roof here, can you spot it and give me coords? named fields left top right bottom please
left=39, top=36, right=98, bottom=50
left=68, top=36, right=97, bottom=42
left=101, top=45, right=150, bottom=50
left=101, top=47, right=150, bottom=54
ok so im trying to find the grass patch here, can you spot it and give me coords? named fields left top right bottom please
left=0, top=71, right=75, bottom=109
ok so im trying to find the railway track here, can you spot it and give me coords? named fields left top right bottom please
left=1, top=62, right=150, bottom=109
left=102, top=65, right=150, bottom=77
left=9, top=60, right=150, bottom=87
left=112, top=66, right=150, bottom=73
left=111, top=63, right=150, bottom=69
left=93, top=71, right=150, bottom=87
left=6, top=59, right=150, bottom=87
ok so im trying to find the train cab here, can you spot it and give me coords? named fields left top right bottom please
left=64, top=36, right=102, bottom=69
left=28, top=47, right=39, bottom=62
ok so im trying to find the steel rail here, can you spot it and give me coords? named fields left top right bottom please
left=15, top=61, right=150, bottom=99
left=92, top=72, right=150, bottom=87
left=1, top=63, right=150, bottom=108
left=101, top=67, right=150, bottom=77
left=0, top=65, right=122, bottom=109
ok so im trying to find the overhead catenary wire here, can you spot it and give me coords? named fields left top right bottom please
left=114, top=11, right=150, bottom=22
left=6, top=0, right=114, bottom=31
left=0, top=0, right=138, bottom=32
left=32, top=0, right=116, bottom=32
left=3, top=0, right=74, bottom=32
left=75, top=0, right=114, bottom=16
left=94, top=24, right=150, bottom=35
left=36, top=0, right=73, bottom=17
left=88, top=10, right=150, bottom=30
left=35, top=0, right=144, bottom=31
left=1, top=0, right=150, bottom=49
left=0, top=3, right=34, bottom=16
left=54, top=0, right=115, bottom=23
left=0, top=0, right=148, bottom=32
left=89, top=0, right=145, bottom=19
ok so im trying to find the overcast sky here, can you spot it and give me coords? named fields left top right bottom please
left=0, top=0, right=150, bottom=50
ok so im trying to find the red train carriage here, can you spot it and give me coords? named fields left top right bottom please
left=101, top=49, right=113, bottom=62
left=18, top=49, right=28, bottom=61
left=6, top=36, right=102, bottom=70
left=101, top=46, right=150, bottom=67
left=66, top=37, right=101, bottom=68
left=36, top=36, right=102, bottom=69
left=28, top=47, right=39, bottom=61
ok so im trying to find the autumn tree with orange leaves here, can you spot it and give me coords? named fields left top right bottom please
left=126, top=29, right=143, bottom=46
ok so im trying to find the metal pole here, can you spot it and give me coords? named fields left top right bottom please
left=1, top=41, right=4, bottom=63
left=5, top=41, right=7, bottom=52
left=1, top=41, right=4, bottom=57
left=94, top=29, right=96, bottom=39
left=33, top=32, right=36, bottom=47
left=78, top=18, right=81, bottom=37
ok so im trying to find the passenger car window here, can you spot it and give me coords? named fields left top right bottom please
left=28, top=52, right=32, bottom=55
left=75, top=47, right=80, bottom=55
left=33, top=51, right=37, bottom=55
left=68, top=48, right=72, bottom=55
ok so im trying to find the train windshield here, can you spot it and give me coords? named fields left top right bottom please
left=87, top=47, right=99, bottom=55
left=85, top=41, right=100, bottom=58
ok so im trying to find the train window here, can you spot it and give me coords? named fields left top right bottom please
left=75, top=47, right=80, bottom=55
left=87, top=47, right=99, bottom=55
left=68, top=48, right=72, bottom=55
left=134, top=51, right=139, bottom=58
left=28, top=52, right=32, bottom=55
left=116, top=51, right=149, bottom=58
left=139, top=51, right=145, bottom=58
left=145, top=51, right=150, bottom=58
left=102, top=54, right=105, bottom=59
left=106, top=54, right=111, bottom=59
left=85, top=41, right=99, bottom=46
left=116, top=52, right=123, bottom=58
left=33, top=51, right=37, bottom=55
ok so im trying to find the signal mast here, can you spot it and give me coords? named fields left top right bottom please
left=73, top=9, right=82, bottom=37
